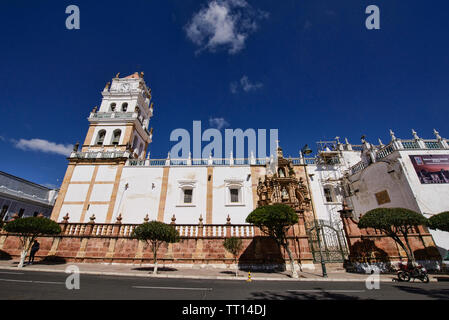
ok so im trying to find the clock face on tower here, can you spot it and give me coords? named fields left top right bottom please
left=119, top=82, right=130, bottom=92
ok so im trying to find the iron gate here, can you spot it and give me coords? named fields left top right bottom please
left=306, top=220, right=349, bottom=263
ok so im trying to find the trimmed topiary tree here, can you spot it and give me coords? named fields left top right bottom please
left=358, top=208, right=428, bottom=265
left=223, top=237, right=244, bottom=276
left=131, top=221, right=180, bottom=274
left=428, top=211, right=449, bottom=233
left=246, top=204, right=299, bottom=278
left=3, top=216, right=61, bottom=268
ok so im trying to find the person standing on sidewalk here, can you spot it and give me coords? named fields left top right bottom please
left=28, top=240, right=40, bottom=265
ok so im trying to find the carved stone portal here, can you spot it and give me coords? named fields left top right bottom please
left=256, top=147, right=312, bottom=212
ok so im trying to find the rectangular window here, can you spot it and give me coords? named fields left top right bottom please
left=230, top=188, right=240, bottom=203
left=183, top=189, right=193, bottom=204
left=18, top=208, right=25, bottom=218
left=323, top=187, right=333, bottom=203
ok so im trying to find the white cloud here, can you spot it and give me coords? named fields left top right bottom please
left=14, top=138, right=73, bottom=156
left=230, top=75, right=263, bottom=93
left=240, top=75, right=263, bottom=92
left=230, top=82, right=238, bottom=94
left=209, top=117, right=230, bottom=130
left=185, top=0, right=268, bottom=54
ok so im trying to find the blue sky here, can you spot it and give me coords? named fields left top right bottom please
left=0, top=0, right=448, bottom=188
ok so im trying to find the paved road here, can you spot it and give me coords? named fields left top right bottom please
left=0, top=270, right=447, bottom=300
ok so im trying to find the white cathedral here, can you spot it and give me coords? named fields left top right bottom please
left=50, top=72, right=449, bottom=259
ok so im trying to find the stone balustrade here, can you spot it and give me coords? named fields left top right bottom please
left=58, top=222, right=256, bottom=239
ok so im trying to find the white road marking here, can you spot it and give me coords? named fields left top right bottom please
left=287, top=289, right=366, bottom=293
left=0, top=278, right=63, bottom=284
left=132, top=286, right=212, bottom=291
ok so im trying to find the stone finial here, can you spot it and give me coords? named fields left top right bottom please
left=92, top=106, right=98, bottom=113
left=116, top=213, right=123, bottom=224
left=412, top=129, right=420, bottom=140
left=335, top=136, right=340, bottom=144
left=345, top=137, right=349, bottom=145
left=198, top=214, right=203, bottom=226
left=171, top=214, right=176, bottom=225
left=144, top=214, right=149, bottom=223
left=104, top=82, right=110, bottom=91
left=89, top=214, right=96, bottom=223
left=115, top=72, right=120, bottom=78
left=390, top=129, right=397, bottom=141
left=140, top=71, right=144, bottom=78
left=361, top=135, right=366, bottom=144
left=378, top=138, right=384, bottom=147
left=226, top=214, right=231, bottom=225
left=62, top=213, right=70, bottom=223
left=73, top=142, right=79, bottom=152
left=434, top=129, right=442, bottom=140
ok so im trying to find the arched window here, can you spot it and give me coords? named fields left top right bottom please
left=110, top=103, right=116, bottom=112
left=95, top=130, right=106, bottom=145
left=111, top=129, right=121, bottom=145
left=122, top=103, right=128, bottom=112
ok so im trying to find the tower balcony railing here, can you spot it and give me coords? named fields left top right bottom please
left=90, top=111, right=136, bottom=120
left=70, top=151, right=127, bottom=159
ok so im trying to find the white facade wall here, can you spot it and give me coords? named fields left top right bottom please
left=64, top=184, right=89, bottom=202
left=211, top=166, right=254, bottom=224
left=96, top=166, right=117, bottom=182
left=307, top=165, right=344, bottom=225
left=114, top=167, right=164, bottom=223
left=71, top=165, right=95, bottom=182
left=164, top=167, right=208, bottom=224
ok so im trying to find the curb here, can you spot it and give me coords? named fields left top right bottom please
left=1, top=266, right=438, bottom=282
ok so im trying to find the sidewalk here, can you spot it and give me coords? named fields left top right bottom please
left=0, top=260, right=445, bottom=282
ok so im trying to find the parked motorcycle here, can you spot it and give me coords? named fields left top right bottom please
left=397, top=263, right=429, bottom=283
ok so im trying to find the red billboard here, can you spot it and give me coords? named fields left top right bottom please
left=409, top=155, right=449, bottom=184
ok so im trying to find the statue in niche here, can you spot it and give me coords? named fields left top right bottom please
left=281, top=187, right=289, bottom=200
left=278, top=168, right=286, bottom=178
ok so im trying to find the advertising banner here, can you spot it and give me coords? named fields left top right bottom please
left=409, top=155, right=449, bottom=184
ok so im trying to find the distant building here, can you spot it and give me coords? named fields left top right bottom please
left=0, top=171, right=58, bottom=220
left=343, top=130, right=449, bottom=260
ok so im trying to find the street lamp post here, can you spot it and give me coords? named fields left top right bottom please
left=315, top=222, right=328, bottom=278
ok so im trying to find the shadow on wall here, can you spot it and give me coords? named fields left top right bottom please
left=349, top=239, right=389, bottom=263
left=414, top=247, right=441, bottom=261
left=238, top=236, right=286, bottom=272
left=0, top=250, right=12, bottom=260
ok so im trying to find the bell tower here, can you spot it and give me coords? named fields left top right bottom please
left=82, top=72, right=154, bottom=158
left=50, top=72, right=155, bottom=223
